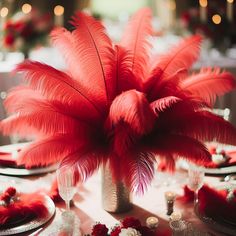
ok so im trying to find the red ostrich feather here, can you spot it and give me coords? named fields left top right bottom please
left=1, top=9, right=236, bottom=194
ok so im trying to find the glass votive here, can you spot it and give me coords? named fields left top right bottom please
left=146, top=216, right=159, bottom=229
left=169, top=220, right=187, bottom=236
left=170, top=212, right=182, bottom=221
left=165, top=191, right=176, bottom=215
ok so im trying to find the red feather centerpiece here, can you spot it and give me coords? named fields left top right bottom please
left=1, top=8, right=236, bottom=194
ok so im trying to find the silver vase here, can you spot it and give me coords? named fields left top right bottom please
left=101, top=164, right=132, bottom=213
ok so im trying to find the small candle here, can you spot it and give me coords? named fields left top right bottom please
left=199, top=0, right=207, bottom=23
left=170, top=212, right=182, bottom=221
left=54, top=5, right=64, bottom=26
left=165, top=191, right=176, bottom=201
left=165, top=191, right=176, bottom=215
left=146, top=216, right=159, bottom=229
left=227, top=0, right=234, bottom=23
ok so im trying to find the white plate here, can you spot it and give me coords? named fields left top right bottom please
left=179, top=160, right=236, bottom=174
left=0, top=195, right=55, bottom=235
left=0, top=164, right=58, bottom=176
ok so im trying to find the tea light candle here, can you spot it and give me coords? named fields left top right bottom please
left=170, top=212, right=182, bottom=221
left=146, top=216, right=159, bottom=229
left=165, top=191, right=176, bottom=201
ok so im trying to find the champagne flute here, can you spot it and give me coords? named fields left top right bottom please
left=56, top=165, right=77, bottom=211
left=188, top=164, right=204, bottom=205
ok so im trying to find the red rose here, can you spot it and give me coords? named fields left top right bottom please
left=110, top=226, right=121, bottom=236
left=4, top=34, right=15, bottom=47
left=5, top=187, right=16, bottom=197
left=122, top=217, right=141, bottom=229
left=91, top=223, right=108, bottom=236
left=0, top=192, right=11, bottom=204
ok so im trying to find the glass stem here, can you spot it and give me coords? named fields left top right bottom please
left=66, top=200, right=70, bottom=211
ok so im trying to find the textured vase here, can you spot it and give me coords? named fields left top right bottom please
left=101, top=164, right=132, bottom=213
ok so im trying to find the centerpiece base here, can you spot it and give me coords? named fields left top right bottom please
left=101, top=164, right=132, bottom=213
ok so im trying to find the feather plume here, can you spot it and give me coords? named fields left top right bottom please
left=61, top=151, right=106, bottom=183
left=165, top=111, right=236, bottom=145
left=180, top=68, right=236, bottom=105
left=4, top=86, right=42, bottom=114
left=114, top=45, right=141, bottom=93
left=15, top=61, right=103, bottom=122
left=109, top=90, right=156, bottom=135
left=122, top=152, right=155, bottom=195
left=17, top=135, right=88, bottom=167
left=71, top=12, right=115, bottom=107
left=50, top=27, right=80, bottom=80
left=120, top=8, right=152, bottom=81
left=1, top=8, right=236, bottom=195
left=150, top=96, right=181, bottom=114
left=144, top=134, right=211, bottom=165
left=1, top=97, right=92, bottom=136
left=148, top=35, right=202, bottom=100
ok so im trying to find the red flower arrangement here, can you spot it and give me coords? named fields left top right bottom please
left=3, top=9, right=53, bottom=55
left=90, top=217, right=156, bottom=236
left=1, top=8, right=236, bottom=194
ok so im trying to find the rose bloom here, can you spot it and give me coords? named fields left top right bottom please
left=91, top=223, right=108, bottom=236
left=119, top=228, right=141, bottom=236
left=110, top=226, right=121, bottom=236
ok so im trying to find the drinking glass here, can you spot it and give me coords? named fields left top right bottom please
left=169, top=220, right=187, bottom=236
left=188, top=164, right=204, bottom=205
left=56, top=165, right=77, bottom=211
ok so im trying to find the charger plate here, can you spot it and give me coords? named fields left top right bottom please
left=0, top=195, right=55, bottom=235
left=0, top=164, right=58, bottom=176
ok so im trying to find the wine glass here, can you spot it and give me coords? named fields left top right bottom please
left=188, top=164, right=204, bottom=205
left=56, top=165, right=77, bottom=211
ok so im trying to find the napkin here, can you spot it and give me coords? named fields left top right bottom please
left=0, top=149, right=21, bottom=167
left=198, top=185, right=236, bottom=223
left=177, top=185, right=195, bottom=203
left=48, top=178, right=63, bottom=203
left=0, top=188, right=48, bottom=228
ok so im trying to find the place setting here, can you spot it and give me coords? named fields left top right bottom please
left=0, top=187, right=55, bottom=235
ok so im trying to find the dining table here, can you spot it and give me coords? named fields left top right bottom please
left=0, top=143, right=234, bottom=236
